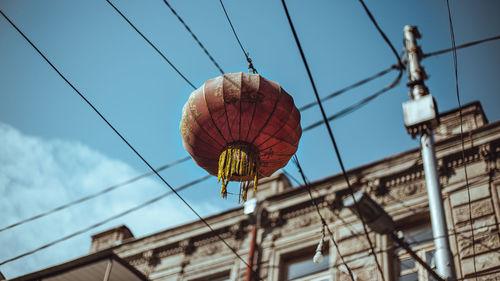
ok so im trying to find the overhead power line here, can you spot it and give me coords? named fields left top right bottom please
left=292, top=155, right=355, bottom=281
left=105, top=0, right=196, bottom=89
left=356, top=0, right=404, bottom=68
left=3, top=0, right=496, bottom=270
left=0, top=9, right=257, bottom=276
left=3, top=13, right=493, bottom=248
left=218, top=0, right=257, bottom=73
left=281, top=169, right=302, bottom=187
left=300, top=33, right=500, bottom=115
left=280, top=1, right=386, bottom=280
left=0, top=156, right=190, bottom=233
left=303, top=68, right=403, bottom=131
left=161, top=0, right=225, bottom=75
left=1, top=61, right=400, bottom=232
left=0, top=175, right=210, bottom=266
left=299, top=65, right=397, bottom=111
left=423, top=34, right=500, bottom=58
left=445, top=0, right=477, bottom=278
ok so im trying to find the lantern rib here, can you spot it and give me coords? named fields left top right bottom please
left=243, top=76, right=260, bottom=142
left=257, top=119, right=301, bottom=152
left=238, top=72, right=243, bottom=141
left=202, top=81, right=230, bottom=144
left=182, top=139, right=220, bottom=165
left=261, top=161, right=294, bottom=169
left=255, top=106, right=297, bottom=149
left=0, top=10, right=260, bottom=276
left=257, top=131, right=299, bottom=150
left=249, top=86, right=283, bottom=146
left=184, top=119, right=224, bottom=151
left=187, top=97, right=226, bottom=149
left=222, top=76, right=236, bottom=143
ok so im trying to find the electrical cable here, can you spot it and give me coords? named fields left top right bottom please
left=0, top=59, right=400, bottom=233
left=286, top=171, right=497, bottom=278
left=0, top=10, right=259, bottom=276
left=0, top=63, right=400, bottom=233
left=386, top=173, right=493, bottom=220
left=258, top=216, right=500, bottom=275
left=161, top=0, right=225, bottom=75
left=0, top=27, right=482, bottom=265
left=3, top=1, right=495, bottom=273
left=445, top=1, right=477, bottom=278
left=303, top=68, right=403, bottom=131
left=0, top=0, right=243, bottom=233
left=405, top=221, right=500, bottom=248
left=0, top=175, right=210, bottom=266
left=0, top=156, right=190, bottom=233
left=324, top=225, right=500, bottom=278
left=356, top=0, right=404, bottom=68
left=299, top=65, right=397, bottom=111
left=217, top=0, right=257, bottom=73
left=299, top=33, right=500, bottom=114
left=105, top=0, right=196, bottom=89
left=281, top=169, right=302, bottom=187
left=423, top=34, right=500, bottom=58
left=292, top=155, right=356, bottom=281
left=280, top=1, right=386, bottom=279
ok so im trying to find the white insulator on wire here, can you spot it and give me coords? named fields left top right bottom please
left=313, top=235, right=324, bottom=264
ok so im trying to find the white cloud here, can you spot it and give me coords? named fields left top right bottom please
left=0, top=123, right=221, bottom=278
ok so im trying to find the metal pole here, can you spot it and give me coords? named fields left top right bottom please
left=421, top=132, right=455, bottom=279
left=403, top=25, right=456, bottom=280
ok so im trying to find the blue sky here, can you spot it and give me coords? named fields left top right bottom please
left=1, top=0, right=499, bottom=277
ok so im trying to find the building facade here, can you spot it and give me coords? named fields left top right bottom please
left=86, top=101, right=500, bottom=281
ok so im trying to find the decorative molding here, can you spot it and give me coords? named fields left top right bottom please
left=480, top=142, right=499, bottom=172
left=366, top=178, right=382, bottom=196
left=443, top=146, right=481, bottom=171
left=381, top=164, right=424, bottom=190
left=197, top=243, right=221, bottom=257
left=179, top=239, right=194, bottom=256
left=453, top=199, right=495, bottom=224
left=458, top=230, right=500, bottom=257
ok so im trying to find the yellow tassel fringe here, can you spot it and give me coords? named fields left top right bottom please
left=217, top=143, right=260, bottom=202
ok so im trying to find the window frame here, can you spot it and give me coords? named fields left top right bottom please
left=281, top=246, right=331, bottom=281
left=393, top=222, right=436, bottom=281
left=188, top=270, right=231, bottom=281
left=268, top=231, right=333, bottom=281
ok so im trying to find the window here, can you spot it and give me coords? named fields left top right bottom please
left=208, top=276, right=230, bottom=281
left=394, top=224, right=437, bottom=281
left=191, top=272, right=230, bottom=281
left=282, top=248, right=331, bottom=281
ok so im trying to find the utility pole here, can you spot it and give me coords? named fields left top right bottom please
left=402, top=25, right=456, bottom=280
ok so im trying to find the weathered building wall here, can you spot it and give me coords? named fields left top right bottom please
left=90, top=102, right=500, bottom=281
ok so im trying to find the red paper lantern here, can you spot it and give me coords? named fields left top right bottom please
left=180, top=72, right=302, bottom=201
